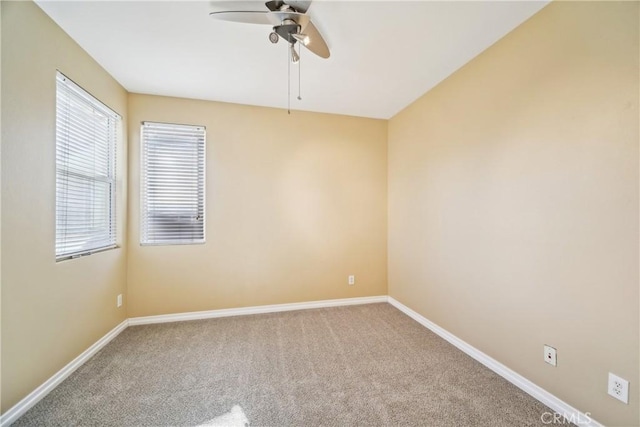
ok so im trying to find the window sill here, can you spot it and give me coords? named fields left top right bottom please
left=56, top=245, right=120, bottom=262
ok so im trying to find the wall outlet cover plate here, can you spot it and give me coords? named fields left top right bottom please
left=608, top=372, right=629, bottom=404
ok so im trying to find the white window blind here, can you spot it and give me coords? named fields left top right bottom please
left=55, top=72, right=120, bottom=260
left=141, top=122, right=206, bottom=245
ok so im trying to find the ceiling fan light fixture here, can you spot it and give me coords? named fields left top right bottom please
left=291, top=33, right=310, bottom=46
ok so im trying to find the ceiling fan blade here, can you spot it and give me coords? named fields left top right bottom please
left=209, top=11, right=270, bottom=25
left=266, top=11, right=309, bottom=28
left=302, top=21, right=330, bottom=58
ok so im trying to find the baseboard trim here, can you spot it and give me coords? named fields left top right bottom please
left=129, top=295, right=389, bottom=326
left=0, top=319, right=129, bottom=427
left=387, top=297, right=602, bottom=427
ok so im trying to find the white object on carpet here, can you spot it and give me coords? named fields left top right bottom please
left=197, top=405, right=249, bottom=427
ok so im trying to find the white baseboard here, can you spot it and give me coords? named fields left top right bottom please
left=387, top=297, right=602, bottom=427
left=128, top=295, right=389, bottom=326
left=0, top=319, right=129, bottom=427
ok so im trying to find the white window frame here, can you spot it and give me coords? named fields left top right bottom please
left=55, top=71, right=120, bottom=261
left=140, top=121, right=206, bottom=246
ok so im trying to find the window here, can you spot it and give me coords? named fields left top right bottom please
left=55, top=72, right=120, bottom=260
left=141, top=122, right=205, bottom=245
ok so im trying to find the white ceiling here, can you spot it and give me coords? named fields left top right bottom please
left=35, top=0, right=548, bottom=119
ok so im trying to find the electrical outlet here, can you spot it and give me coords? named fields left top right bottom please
left=543, top=345, right=557, bottom=366
left=608, top=373, right=629, bottom=404
left=348, top=275, right=355, bottom=285
left=117, top=294, right=123, bottom=308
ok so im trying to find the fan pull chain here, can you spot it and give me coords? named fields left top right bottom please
left=287, top=43, right=291, bottom=115
left=297, top=44, right=302, bottom=101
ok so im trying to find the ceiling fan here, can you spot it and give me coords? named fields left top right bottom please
left=209, top=0, right=330, bottom=61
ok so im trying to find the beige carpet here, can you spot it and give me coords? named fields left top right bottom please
left=13, top=303, right=557, bottom=426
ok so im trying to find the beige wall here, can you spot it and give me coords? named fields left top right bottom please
left=1, top=1, right=128, bottom=412
left=2, top=0, right=638, bottom=425
left=127, top=94, right=387, bottom=317
left=388, top=2, right=639, bottom=426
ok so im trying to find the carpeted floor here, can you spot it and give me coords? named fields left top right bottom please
left=13, top=303, right=557, bottom=426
